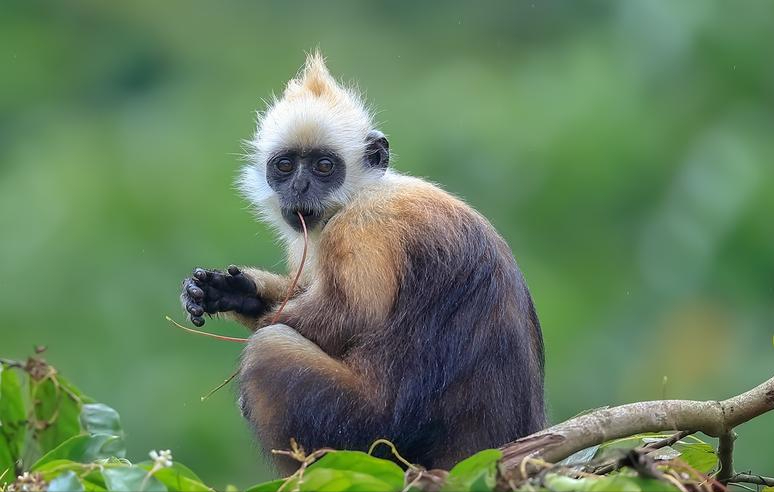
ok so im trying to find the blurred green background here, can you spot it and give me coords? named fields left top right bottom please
left=1, top=1, right=773, bottom=488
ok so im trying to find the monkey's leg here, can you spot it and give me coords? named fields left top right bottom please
left=181, top=266, right=291, bottom=328
left=239, top=324, right=380, bottom=474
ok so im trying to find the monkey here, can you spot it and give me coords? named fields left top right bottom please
left=180, top=52, right=545, bottom=475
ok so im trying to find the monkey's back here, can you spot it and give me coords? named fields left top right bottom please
left=318, top=172, right=545, bottom=468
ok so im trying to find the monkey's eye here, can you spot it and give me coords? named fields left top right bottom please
left=314, top=158, right=334, bottom=175
left=275, top=158, right=294, bottom=173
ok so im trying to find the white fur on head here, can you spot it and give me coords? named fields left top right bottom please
left=239, top=51, right=384, bottom=236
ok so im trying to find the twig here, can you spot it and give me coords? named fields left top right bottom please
left=271, top=440, right=333, bottom=492
left=727, top=473, right=774, bottom=487
left=716, top=430, right=736, bottom=483
left=590, top=430, right=696, bottom=475
left=200, top=369, right=239, bottom=402
left=644, top=430, right=696, bottom=451
left=368, top=438, right=418, bottom=470
left=165, top=316, right=248, bottom=343
left=661, top=472, right=689, bottom=492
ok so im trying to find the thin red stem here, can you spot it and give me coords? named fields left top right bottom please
left=270, top=211, right=308, bottom=325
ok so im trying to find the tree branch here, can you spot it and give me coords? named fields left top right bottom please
left=715, top=430, right=736, bottom=482
left=727, top=473, right=774, bottom=487
left=499, top=376, right=774, bottom=476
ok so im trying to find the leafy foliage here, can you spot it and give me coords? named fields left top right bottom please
left=0, top=356, right=213, bottom=492
left=441, top=449, right=502, bottom=492
left=0, top=355, right=742, bottom=491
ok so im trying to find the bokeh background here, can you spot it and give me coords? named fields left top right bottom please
left=1, top=1, right=772, bottom=488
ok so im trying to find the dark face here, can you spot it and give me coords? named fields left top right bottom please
left=266, top=132, right=389, bottom=231
left=266, top=149, right=346, bottom=231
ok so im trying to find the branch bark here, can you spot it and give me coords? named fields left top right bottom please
left=715, top=430, right=736, bottom=482
left=727, top=473, right=774, bottom=487
left=499, top=376, right=774, bottom=478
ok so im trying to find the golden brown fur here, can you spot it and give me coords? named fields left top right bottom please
left=235, top=175, right=544, bottom=473
left=239, top=176, right=470, bottom=334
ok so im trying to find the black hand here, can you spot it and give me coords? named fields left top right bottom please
left=180, top=265, right=264, bottom=326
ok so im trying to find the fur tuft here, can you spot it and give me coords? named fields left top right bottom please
left=287, top=50, right=336, bottom=99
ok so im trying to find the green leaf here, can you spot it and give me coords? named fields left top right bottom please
left=103, top=467, right=167, bottom=492
left=546, top=474, right=679, bottom=492
left=32, top=434, right=125, bottom=469
left=648, top=446, right=681, bottom=461
left=560, top=444, right=600, bottom=466
left=285, top=451, right=405, bottom=492
left=596, top=433, right=660, bottom=459
left=441, top=449, right=503, bottom=492
left=310, top=451, right=404, bottom=485
left=34, top=458, right=86, bottom=476
left=48, top=470, right=85, bottom=492
left=137, top=462, right=212, bottom=492
left=34, top=458, right=115, bottom=491
left=671, top=441, right=717, bottom=474
left=33, top=458, right=104, bottom=491
left=588, top=475, right=678, bottom=491
left=81, top=469, right=109, bottom=491
left=0, top=366, right=26, bottom=484
left=80, top=404, right=123, bottom=438
left=30, top=374, right=84, bottom=455
left=543, top=475, right=596, bottom=492
left=136, top=461, right=204, bottom=483
left=245, top=478, right=287, bottom=492
left=298, top=468, right=397, bottom=492
left=596, top=433, right=717, bottom=475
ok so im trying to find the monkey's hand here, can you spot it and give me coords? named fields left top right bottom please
left=181, top=266, right=265, bottom=327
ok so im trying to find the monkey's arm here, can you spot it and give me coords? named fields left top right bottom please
left=180, top=266, right=292, bottom=330
left=239, top=324, right=381, bottom=474
left=229, top=267, right=294, bottom=329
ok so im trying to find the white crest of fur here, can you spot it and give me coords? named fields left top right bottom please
left=239, top=51, right=384, bottom=240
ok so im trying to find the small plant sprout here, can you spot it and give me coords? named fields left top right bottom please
left=149, top=449, right=174, bottom=468
left=140, top=449, right=174, bottom=490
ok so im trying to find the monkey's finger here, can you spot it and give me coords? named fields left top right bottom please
left=191, top=315, right=205, bottom=327
left=225, top=270, right=257, bottom=293
left=193, top=268, right=210, bottom=283
left=183, top=278, right=203, bottom=297
left=187, top=284, right=204, bottom=300
left=186, top=302, right=204, bottom=317
left=228, top=265, right=241, bottom=276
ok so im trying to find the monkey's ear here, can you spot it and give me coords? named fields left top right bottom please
left=365, top=130, right=389, bottom=170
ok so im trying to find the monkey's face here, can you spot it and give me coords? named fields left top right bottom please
left=240, top=53, right=391, bottom=235
left=265, top=148, right=346, bottom=231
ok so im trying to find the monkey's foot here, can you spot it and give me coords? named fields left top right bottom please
left=181, top=266, right=265, bottom=326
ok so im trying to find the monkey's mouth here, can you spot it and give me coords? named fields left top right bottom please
left=282, top=207, right=324, bottom=232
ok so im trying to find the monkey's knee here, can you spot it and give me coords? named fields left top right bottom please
left=248, top=323, right=305, bottom=348
left=238, top=323, right=362, bottom=435
left=238, top=324, right=321, bottom=418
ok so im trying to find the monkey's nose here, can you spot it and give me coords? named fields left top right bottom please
left=292, top=178, right=310, bottom=195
